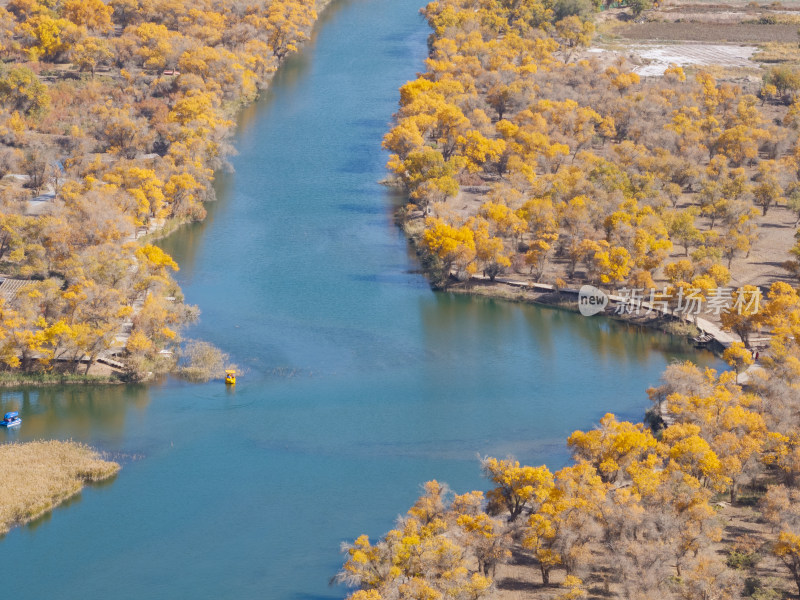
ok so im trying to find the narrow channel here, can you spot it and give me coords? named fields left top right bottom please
left=1, top=0, right=720, bottom=598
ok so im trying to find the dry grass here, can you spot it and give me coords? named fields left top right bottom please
left=0, top=440, right=120, bottom=535
left=754, top=41, right=800, bottom=63
left=690, top=63, right=763, bottom=79
left=0, top=371, right=119, bottom=388
left=746, top=13, right=800, bottom=24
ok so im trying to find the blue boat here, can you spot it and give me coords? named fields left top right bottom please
left=1, top=411, right=21, bottom=427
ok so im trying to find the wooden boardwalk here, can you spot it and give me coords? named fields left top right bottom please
left=693, top=316, right=737, bottom=347
left=467, top=275, right=741, bottom=347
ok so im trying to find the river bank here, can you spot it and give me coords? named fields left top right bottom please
left=0, top=0, right=733, bottom=596
left=399, top=214, right=748, bottom=355
left=0, top=0, right=333, bottom=543
left=0, top=0, right=336, bottom=386
left=0, top=371, right=122, bottom=389
left=384, top=0, right=798, bottom=360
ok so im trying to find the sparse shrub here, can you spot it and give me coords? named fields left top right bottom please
left=0, top=147, right=18, bottom=178
left=662, top=320, right=700, bottom=338
left=745, top=577, right=761, bottom=596
left=554, top=0, right=594, bottom=19
left=627, top=0, right=652, bottom=16
left=750, top=582, right=783, bottom=600
left=727, top=550, right=761, bottom=570
left=178, top=340, right=235, bottom=383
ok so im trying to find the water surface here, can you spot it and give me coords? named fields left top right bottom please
left=0, top=0, right=721, bottom=597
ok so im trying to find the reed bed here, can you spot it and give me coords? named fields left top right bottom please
left=0, top=441, right=120, bottom=535
left=0, top=373, right=118, bottom=388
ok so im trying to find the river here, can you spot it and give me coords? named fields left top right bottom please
left=0, top=0, right=721, bottom=598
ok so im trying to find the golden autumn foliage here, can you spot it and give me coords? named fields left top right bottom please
left=337, top=486, right=495, bottom=600
left=568, top=413, right=657, bottom=484
left=723, top=341, right=753, bottom=381
left=339, top=253, right=800, bottom=599
left=355, top=0, right=800, bottom=592
left=341, top=397, right=751, bottom=599
left=385, top=0, right=798, bottom=309
left=0, top=0, right=321, bottom=378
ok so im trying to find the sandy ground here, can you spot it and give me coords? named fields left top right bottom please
left=588, top=43, right=757, bottom=76
left=726, top=207, right=797, bottom=290
left=489, top=502, right=797, bottom=600
left=633, top=44, right=757, bottom=76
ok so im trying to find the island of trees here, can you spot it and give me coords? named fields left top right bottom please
left=0, top=0, right=320, bottom=382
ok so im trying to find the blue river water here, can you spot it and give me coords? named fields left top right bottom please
left=0, top=0, right=721, bottom=597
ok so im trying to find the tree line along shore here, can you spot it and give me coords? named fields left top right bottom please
left=0, top=0, right=321, bottom=383
left=336, top=293, right=800, bottom=598
left=336, top=0, right=800, bottom=598
left=386, top=0, right=800, bottom=347
left=0, top=0, right=329, bottom=540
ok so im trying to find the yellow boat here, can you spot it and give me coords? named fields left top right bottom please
left=225, top=369, right=236, bottom=385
